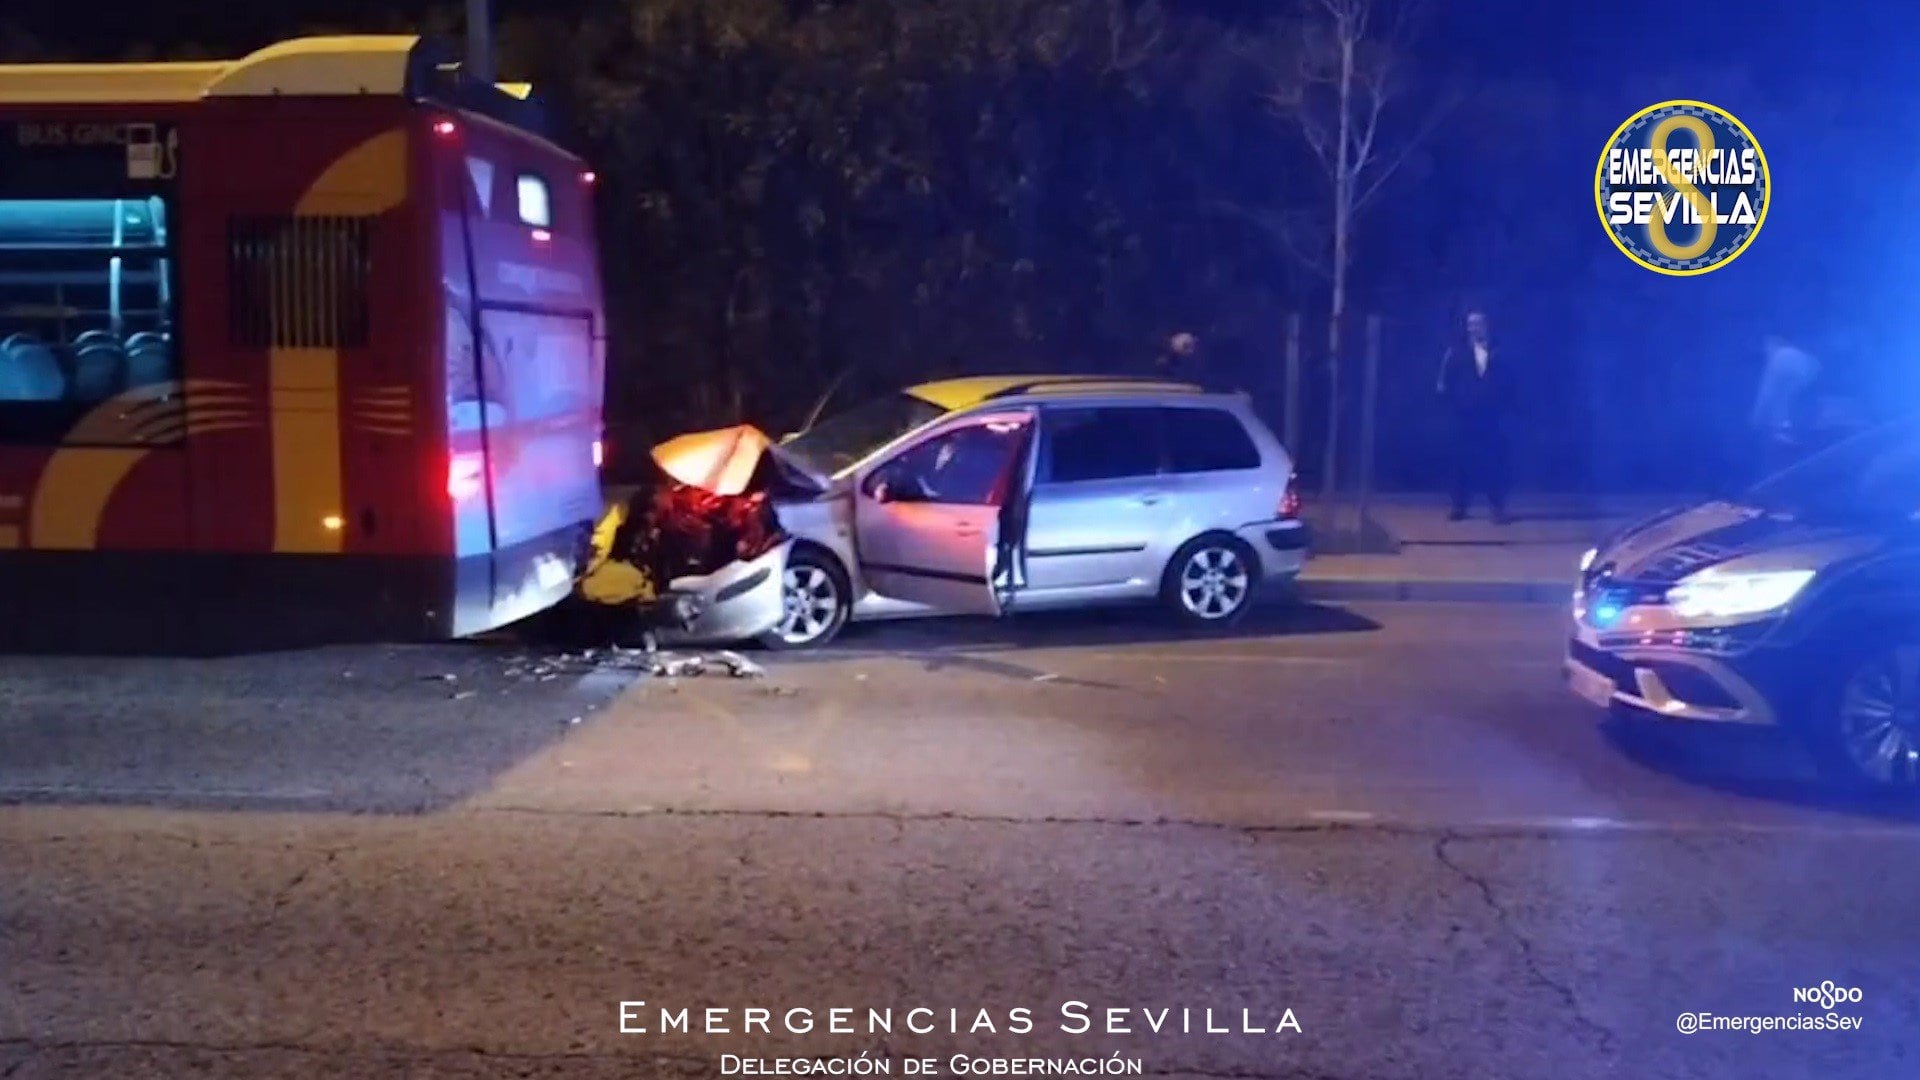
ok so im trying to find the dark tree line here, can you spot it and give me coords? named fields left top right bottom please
left=1, top=0, right=1452, bottom=485
left=540, top=0, right=1348, bottom=447
left=18, top=0, right=1868, bottom=493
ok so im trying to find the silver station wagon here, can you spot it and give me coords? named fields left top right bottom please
left=731, top=374, right=1310, bottom=649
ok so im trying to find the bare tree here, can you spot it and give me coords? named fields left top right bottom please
left=1268, top=0, right=1448, bottom=493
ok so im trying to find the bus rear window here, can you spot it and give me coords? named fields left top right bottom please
left=515, top=174, right=551, bottom=228
left=0, top=197, right=176, bottom=436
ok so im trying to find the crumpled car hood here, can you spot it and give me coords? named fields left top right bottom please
left=578, top=425, right=802, bottom=611
left=651, top=424, right=827, bottom=497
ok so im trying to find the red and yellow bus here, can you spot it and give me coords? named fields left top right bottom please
left=0, top=36, right=605, bottom=650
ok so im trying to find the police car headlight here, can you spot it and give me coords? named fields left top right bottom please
left=1666, top=568, right=1814, bottom=620
left=1579, top=547, right=1598, bottom=573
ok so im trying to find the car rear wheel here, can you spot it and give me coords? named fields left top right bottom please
left=758, top=548, right=850, bottom=650
left=1161, top=535, right=1259, bottom=629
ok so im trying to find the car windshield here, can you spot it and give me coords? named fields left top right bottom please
left=1745, top=417, right=1920, bottom=521
left=780, top=391, right=948, bottom=475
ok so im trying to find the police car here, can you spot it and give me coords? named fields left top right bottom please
left=1566, top=417, right=1920, bottom=792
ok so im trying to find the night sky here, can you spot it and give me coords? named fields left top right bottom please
left=6, top=0, right=1907, bottom=321
left=5, top=0, right=1914, bottom=368
left=12, top=0, right=1914, bottom=84
left=4, top=0, right=1911, bottom=490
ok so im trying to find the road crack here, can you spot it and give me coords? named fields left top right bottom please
left=1, top=1047, right=35, bottom=1080
left=1432, top=832, right=1617, bottom=1056
left=270, top=849, right=337, bottom=912
left=478, top=803, right=1920, bottom=842
left=481, top=804, right=1462, bottom=839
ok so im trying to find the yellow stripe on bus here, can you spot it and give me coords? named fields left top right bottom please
left=268, top=127, right=408, bottom=555
left=28, top=448, right=146, bottom=549
left=269, top=347, right=345, bottom=553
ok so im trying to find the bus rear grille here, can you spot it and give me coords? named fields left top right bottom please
left=228, top=215, right=371, bottom=349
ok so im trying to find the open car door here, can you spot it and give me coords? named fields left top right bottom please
left=853, top=409, right=1034, bottom=616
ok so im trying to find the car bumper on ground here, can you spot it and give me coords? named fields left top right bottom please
left=658, top=540, right=793, bottom=645
left=1562, top=623, right=1781, bottom=726
left=1241, top=519, right=1310, bottom=579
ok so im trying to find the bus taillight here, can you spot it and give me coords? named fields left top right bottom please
left=448, top=453, right=486, bottom=502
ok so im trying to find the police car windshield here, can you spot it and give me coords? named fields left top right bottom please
left=1746, top=418, right=1920, bottom=520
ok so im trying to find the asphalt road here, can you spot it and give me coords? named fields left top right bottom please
left=3, top=601, right=1917, bottom=1078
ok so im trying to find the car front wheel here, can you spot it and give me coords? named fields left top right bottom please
left=1161, top=535, right=1259, bottom=629
left=759, top=548, right=851, bottom=650
left=1810, top=641, right=1920, bottom=794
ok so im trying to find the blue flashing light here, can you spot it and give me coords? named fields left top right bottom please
left=1591, top=603, right=1624, bottom=628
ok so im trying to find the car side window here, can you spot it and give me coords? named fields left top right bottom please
left=1162, top=407, right=1261, bottom=473
left=1040, top=407, right=1161, bottom=483
left=869, top=421, right=1025, bottom=506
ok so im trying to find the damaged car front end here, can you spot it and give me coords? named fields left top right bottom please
left=571, top=425, right=825, bottom=646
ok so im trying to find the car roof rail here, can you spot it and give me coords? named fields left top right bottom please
left=985, top=378, right=1206, bottom=400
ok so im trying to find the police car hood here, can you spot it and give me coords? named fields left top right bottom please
left=1593, top=500, right=1882, bottom=585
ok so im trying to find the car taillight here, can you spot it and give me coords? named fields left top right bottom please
left=1280, top=473, right=1301, bottom=519
left=448, top=453, right=486, bottom=502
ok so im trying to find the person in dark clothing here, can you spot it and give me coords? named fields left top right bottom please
left=1154, top=332, right=1203, bottom=383
left=1749, top=335, right=1821, bottom=481
left=1435, top=309, right=1515, bottom=522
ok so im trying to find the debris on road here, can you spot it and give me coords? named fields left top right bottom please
left=653, top=654, right=708, bottom=678
left=498, top=644, right=773, bottom=683
left=714, top=651, right=766, bottom=678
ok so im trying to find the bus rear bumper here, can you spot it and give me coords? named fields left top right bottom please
left=451, top=525, right=592, bottom=639
left=0, top=526, right=591, bottom=653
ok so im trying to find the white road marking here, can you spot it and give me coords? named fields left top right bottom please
left=1346, top=812, right=1920, bottom=840
left=1307, top=809, right=1378, bottom=824
left=0, top=785, right=334, bottom=803
left=805, top=648, right=1556, bottom=669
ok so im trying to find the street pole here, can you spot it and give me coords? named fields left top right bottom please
left=466, top=0, right=493, bottom=84
left=1283, top=312, right=1302, bottom=465
left=1358, top=313, right=1381, bottom=536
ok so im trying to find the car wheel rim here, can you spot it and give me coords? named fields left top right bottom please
left=1838, top=646, right=1920, bottom=786
left=777, top=565, right=840, bottom=644
left=1179, top=546, right=1249, bottom=620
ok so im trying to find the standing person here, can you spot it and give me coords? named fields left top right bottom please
left=1154, top=332, right=1203, bottom=384
left=1435, top=309, right=1515, bottom=522
left=1750, top=335, right=1821, bottom=479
